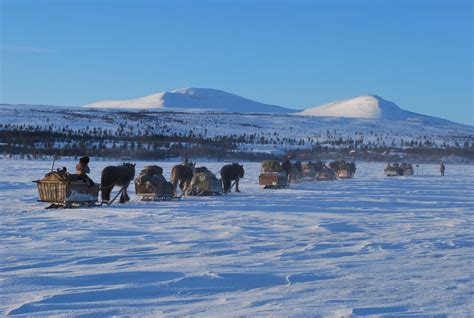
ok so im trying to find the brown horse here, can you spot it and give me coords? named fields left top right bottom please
left=101, top=163, right=136, bottom=203
left=170, top=162, right=195, bottom=196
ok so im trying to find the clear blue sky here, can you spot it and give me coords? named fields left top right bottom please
left=1, top=0, right=472, bottom=124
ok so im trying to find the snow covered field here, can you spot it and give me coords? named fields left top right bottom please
left=1, top=159, right=473, bottom=317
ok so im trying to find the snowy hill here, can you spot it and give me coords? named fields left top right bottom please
left=84, top=88, right=294, bottom=113
left=299, top=94, right=432, bottom=121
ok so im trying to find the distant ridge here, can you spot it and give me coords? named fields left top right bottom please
left=84, top=87, right=294, bottom=113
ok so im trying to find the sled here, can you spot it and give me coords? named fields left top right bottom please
left=316, top=171, right=336, bottom=181
left=402, top=165, right=414, bottom=176
left=259, top=172, right=288, bottom=189
left=34, top=179, right=100, bottom=209
left=336, top=169, right=353, bottom=179
left=385, top=163, right=413, bottom=177
left=188, top=171, right=222, bottom=196
left=135, top=181, right=179, bottom=201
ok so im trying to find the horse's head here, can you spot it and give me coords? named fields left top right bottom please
left=122, top=162, right=136, bottom=180
left=238, top=164, right=244, bottom=178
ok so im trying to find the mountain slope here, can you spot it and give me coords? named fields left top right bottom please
left=299, top=94, right=428, bottom=121
left=84, top=88, right=294, bottom=113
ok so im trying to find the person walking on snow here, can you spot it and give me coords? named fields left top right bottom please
left=440, top=162, right=445, bottom=176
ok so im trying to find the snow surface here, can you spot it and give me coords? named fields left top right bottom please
left=299, top=95, right=433, bottom=120
left=84, top=88, right=294, bottom=113
left=1, top=159, right=473, bottom=317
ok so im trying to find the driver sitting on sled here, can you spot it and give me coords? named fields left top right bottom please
left=76, top=156, right=94, bottom=187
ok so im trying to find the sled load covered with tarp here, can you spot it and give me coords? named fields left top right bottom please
left=188, top=167, right=222, bottom=196
left=134, top=165, right=175, bottom=201
left=384, top=163, right=414, bottom=176
left=34, top=168, right=100, bottom=209
left=329, top=160, right=356, bottom=179
left=259, top=160, right=288, bottom=189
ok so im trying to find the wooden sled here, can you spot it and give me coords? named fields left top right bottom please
left=34, top=180, right=100, bottom=209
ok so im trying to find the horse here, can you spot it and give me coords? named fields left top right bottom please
left=348, top=162, right=356, bottom=176
left=281, top=159, right=293, bottom=183
left=170, top=162, right=195, bottom=196
left=291, top=161, right=303, bottom=183
left=101, top=163, right=136, bottom=204
left=220, top=163, right=244, bottom=193
left=329, top=160, right=340, bottom=172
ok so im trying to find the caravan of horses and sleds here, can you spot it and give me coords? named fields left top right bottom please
left=258, top=159, right=357, bottom=189
left=34, top=158, right=245, bottom=208
left=34, top=155, right=422, bottom=208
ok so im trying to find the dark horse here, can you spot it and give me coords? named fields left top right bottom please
left=281, top=159, right=293, bottom=183
left=101, top=163, right=136, bottom=203
left=171, top=162, right=195, bottom=196
left=220, top=163, right=244, bottom=193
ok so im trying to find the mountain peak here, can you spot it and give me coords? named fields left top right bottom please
left=299, top=94, right=412, bottom=120
left=84, top=87, right=293, bottom=113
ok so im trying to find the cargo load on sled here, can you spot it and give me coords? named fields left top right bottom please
left=259, top=160, right=288, bottom=189
left=329, top=160, right=356, bottom=179
left=384, top=163, right=413, bottom=176
left=188, top=167, right=222, bottom=196
left=134, top=165, right=176, bottom=201
left=34, top=168, right=99, bottom=209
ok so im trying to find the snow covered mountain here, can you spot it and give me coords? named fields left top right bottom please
left=84, top=88, right=294, bottom=113
left=299, top=94, right=431, bottom=121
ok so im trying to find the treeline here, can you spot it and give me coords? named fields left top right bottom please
left=1, top=123, right=473, bottom=162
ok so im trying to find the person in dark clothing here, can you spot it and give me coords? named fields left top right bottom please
left=76, top=156, right=94, bottom=186
left=440, top=162, right=445, bottom=176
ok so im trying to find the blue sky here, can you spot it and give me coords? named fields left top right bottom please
left=1, top=0, right=472, bottom=124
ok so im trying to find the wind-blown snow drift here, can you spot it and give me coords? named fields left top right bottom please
left=299, top=94, right=427, bottom=120
left=84, top=88, right=294, bottom=113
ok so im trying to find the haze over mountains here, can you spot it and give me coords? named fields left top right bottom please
left=84, top=87, right=458, bottom=124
